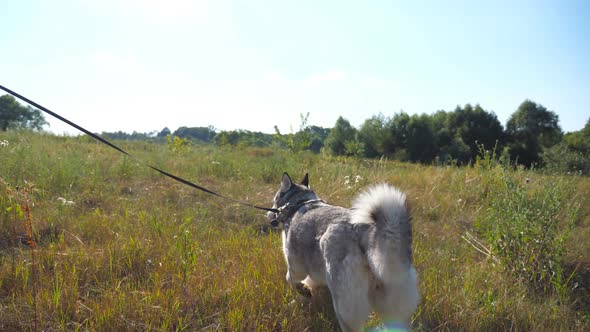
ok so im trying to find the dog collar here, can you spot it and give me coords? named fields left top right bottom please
left=270, top=199, right=325, bottom=227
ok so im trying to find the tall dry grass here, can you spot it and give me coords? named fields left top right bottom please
left=0, top=130, right=588, bottom=331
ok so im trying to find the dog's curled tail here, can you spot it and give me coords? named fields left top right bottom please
left=351, top=184, right=413, bottom=284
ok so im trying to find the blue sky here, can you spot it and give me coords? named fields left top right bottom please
left=2, top=0, right=589, bottom=135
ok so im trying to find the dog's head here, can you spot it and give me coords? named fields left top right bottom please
left=267, top=172, right=316, bottom=226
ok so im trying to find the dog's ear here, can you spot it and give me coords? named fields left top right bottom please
left=281, top=172, right=293, bottom=192
left=300, top=173, right=309, bottom=187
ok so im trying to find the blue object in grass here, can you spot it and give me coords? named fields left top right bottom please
left=367, top=320, right=407, bottom=332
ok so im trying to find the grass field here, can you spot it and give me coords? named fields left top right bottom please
left=1, top=130, right=589, bottom=331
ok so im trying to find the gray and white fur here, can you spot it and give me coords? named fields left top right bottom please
left=267, top=173, right=419, bottom=332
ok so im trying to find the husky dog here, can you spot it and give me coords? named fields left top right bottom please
left=267, top=173, right=419, bottom=332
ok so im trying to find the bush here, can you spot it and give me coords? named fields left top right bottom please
left=476, top=169, right=579, bottom=294
left=166, top=134, right=189, bottom=153
left=542, top=142, right=590, bottom=175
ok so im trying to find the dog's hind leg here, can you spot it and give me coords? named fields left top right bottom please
left=326, top=255, right=371, bottom=332
left=370, top=266, right=419, bottom=328
left=322, top=230, right=371, bottom=332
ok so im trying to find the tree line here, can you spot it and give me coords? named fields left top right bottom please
left=326, top=101, right=558, bottom=165
left=322, top=100, right=588, bottom=173
left=1, top=94, right=589, bottom=174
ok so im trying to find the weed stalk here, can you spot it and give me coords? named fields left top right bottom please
left=2, top=179, right=39, bottom=330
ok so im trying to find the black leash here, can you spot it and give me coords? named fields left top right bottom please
left=0, top=84, right=279, bottom=214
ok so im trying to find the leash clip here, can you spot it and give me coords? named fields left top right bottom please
left=270, top=202, right=291, bottom=227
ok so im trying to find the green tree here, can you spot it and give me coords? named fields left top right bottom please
left=406, top=114, right=437, bottom=163
left=173, top=126, right=216, bottom=142
left=158, top=127, right=171, bottom=137
left=446, top=104, right=504, bottom=162
left=0, top=95, right=48, bottom=131
left=358, top=114, right=389, bottom=158
left=212, top=129, right=273, bottom=147
left=543, top=118, right=590, bottom=174
left=563, top=118, right=590, bottom=154
left=307, top=125, right=331, bottom=153
left=385, top=111, right=411, bottom=158
left=344, top=133, right=365, bottom=157
left=439, top=135, right=471, bottom=164
left=273, top=113, right=315, bottom=152
left=506, top=100, right=562, bottom=166
left=324, top=116, right=357, bottom=156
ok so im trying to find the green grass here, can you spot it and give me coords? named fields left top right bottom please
left=1, top=130, right=589, bottom=331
